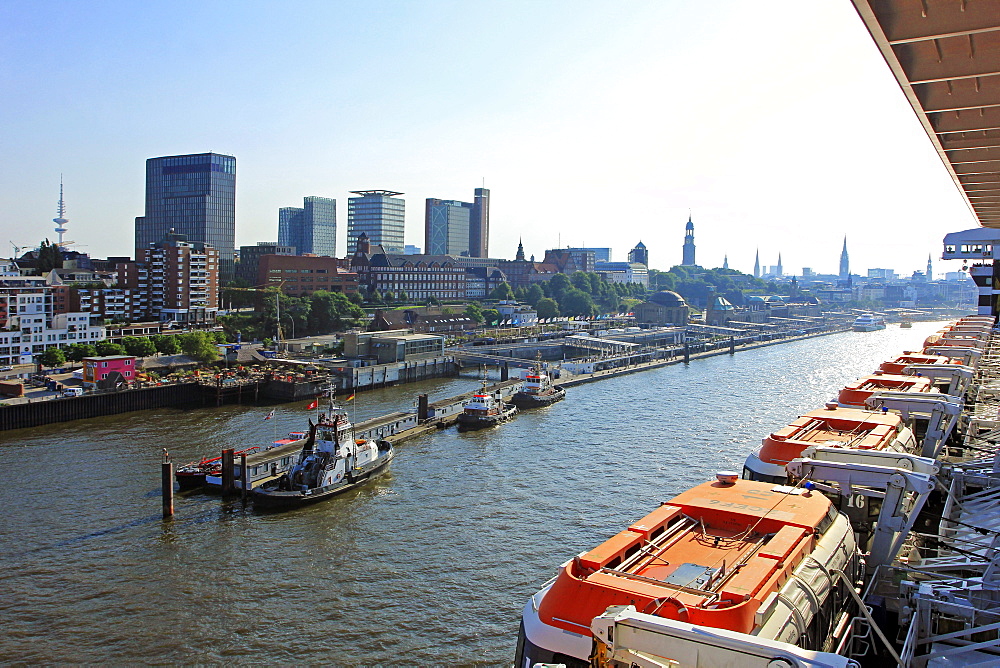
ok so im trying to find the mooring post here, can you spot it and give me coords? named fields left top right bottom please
left=501, top=363, right=509, bottom=381
left=418, top=393, right=429, bottom=421
left=221, top=448, right=235, bottom=496
left=730, top=336, right=736, bottom=355
left=684, top=341, right=690, bottom=363
left=161, top=449, right=174, bottom=518
left=240, top=452, right=248, bottom=505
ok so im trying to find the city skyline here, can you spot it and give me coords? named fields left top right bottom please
left=0, top=1, right=977, bottom=277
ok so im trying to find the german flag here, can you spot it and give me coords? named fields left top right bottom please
left=344, top=393, right=355, bottom=402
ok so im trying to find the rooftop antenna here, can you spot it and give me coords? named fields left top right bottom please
left=53, top=175, right=69, bottom=246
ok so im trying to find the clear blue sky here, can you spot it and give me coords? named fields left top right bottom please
left=0, top=0, right=977, bottom=277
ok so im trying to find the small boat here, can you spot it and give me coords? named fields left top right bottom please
left=516, top=474, right=860, bottom=666
left=852, top=313, right=886, bottom=331
left=900, top=315, right=913, bottom=328
left=251, top=402, right=393, bottom=511
left=456, top=382, right=518, bottom=430
left=836, top=371, right=937, bottom=408
left=510, top=364, right=565, bottom=409
left=176, top=445, right=262, bottom=490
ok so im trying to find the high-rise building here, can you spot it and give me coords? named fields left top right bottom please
left=840, top=236, right=850, bottom=278
left=278, top=196, right=337, bottom=257
left=628, top=241, right=648, bottom=266
left=425, top=199, right=472, bottom=256
left=566, top=247, right=612, bottom=263
left=135, top=152, right=236, bottom=279
left=138, top=231, right=220, bottom=324
left=470, top=187, right=490, bottom=258
left=682, top=214, right=696, bottom=266
left=347, top=190, right=404, bottom=254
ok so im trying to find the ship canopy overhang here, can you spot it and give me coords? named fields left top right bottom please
left=852, top=0, right=1000, bottom=228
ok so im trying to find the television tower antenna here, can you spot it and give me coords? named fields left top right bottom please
left=53, top=175, right=69, bottom=246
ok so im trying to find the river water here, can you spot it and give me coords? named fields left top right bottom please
left=0, top=321, right=950, bottom=665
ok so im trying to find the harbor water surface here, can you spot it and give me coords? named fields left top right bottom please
left=0, top=322, right=950, bottom=665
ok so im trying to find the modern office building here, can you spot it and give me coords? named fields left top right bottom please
left=278, top=196, right=337, bottom=257
left=134, top=152, right=236, bottom=279
left=425, top=199, right=472, bottom=256
left=237, top=242, right=295, bottom=286
left=470, top=187, right=490, bottom=258
left=566, top=247, right=612, bottom=263
left=347, top=190, right=405, bottom=254
left=628, top=241, right=648, bottom=266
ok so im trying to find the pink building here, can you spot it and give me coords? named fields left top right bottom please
left=82, top=356, right=136, bottom=388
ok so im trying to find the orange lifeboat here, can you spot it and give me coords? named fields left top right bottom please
left=878, top=352, right=952, bottom=375
left=516, top=478, right=860, bottom=666
left=837, top=373, right=935, bottom=408
left=743, top=404, right=915, bottom=483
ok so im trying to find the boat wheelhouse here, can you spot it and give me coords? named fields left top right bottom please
left=457, top=384, right=518, bottom=430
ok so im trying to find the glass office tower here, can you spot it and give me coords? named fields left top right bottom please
left=470, top=187, right=490, bottom=258
left=425, top=199, right=472, bottom=256
left=135, top=152, right=236, bottom=278
left=278, top=196, right=337, bottom=257
left=347, top=190, right=405, bottom=254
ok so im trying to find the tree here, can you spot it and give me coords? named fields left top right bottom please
left=121, top=336, right=157, bottom=357
left=152, top=335, right=181, bottom=355
left=490, top=282, right=514, bottom=301
left=525, top=284, right=545, bottom=307
left=95, top=341, right=127, bottom=356
left=36, top=239, right=63, bottom=272
left=536, top=297, right=559, bottom=319
left=64, top=343, right=98, bottom=362
left=40, top=347, right=66, bottom=367
left=561, top=289, right=597, bottom=317
left=177, top=331, right=219, bottom=364
left=482, top=308, right=500, bottom=326
left=464, top=302, right=484, bottom=323
left=548, top=273, right=572, bottom=301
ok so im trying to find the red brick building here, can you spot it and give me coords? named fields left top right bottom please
left=257, top=255, right=358, bottom=297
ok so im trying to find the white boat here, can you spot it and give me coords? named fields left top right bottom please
left=852, top=313, right=886, bottom=332
left=251, top=400, right=394, bottom=511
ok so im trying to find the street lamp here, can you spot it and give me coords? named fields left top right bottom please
left=284, top=314, right=296, bottom=341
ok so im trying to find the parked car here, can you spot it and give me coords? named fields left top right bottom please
left=0, top=366, right=12, bottom=372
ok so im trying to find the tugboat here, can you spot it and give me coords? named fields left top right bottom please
left=510, top=363, right=565, bottom=409
left=251, top=400, right=394, bottom=511
left=456, top=382, right=518, bottom=430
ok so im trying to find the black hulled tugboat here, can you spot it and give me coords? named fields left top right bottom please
left=510, top=363, right=565, bottom=409
left=456, top=382, right=518, bottom=430
left=251, top=397, right=393, bottom=511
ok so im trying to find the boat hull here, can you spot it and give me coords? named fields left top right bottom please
left=251, top=450, right=394, bottom=511
left=175, top=471, right=211, bottom=490
left=456, top=405, right=518, bottom=430
left=510, top=386, right=566, bottom=408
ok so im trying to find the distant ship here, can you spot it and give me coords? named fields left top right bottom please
left=852, top=313, right=886, bottom=332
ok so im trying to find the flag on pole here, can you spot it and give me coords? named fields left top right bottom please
left=264, top=409, right=275, bottom=420
left=306, top=399, right=319, bottom=410
left=344, top=393, right=355, bottom=402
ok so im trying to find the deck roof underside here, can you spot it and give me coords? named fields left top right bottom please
left=853, top=0, right=1000, bottom=227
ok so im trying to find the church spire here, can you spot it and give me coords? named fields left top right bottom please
left=753, top=249, right=760, bottom=278
left=723, top=254, right=729, bottom=270
left=515, top=238, right=525, bottom=261
left=839, top=236, right=850, bottom=279
left=776, top=253, right=782, bottom=277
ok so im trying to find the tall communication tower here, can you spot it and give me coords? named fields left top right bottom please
left=53, top=176, right=69, bottom=245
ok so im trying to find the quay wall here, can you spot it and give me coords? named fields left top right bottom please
left=0, top=383, right=200, bottom=431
